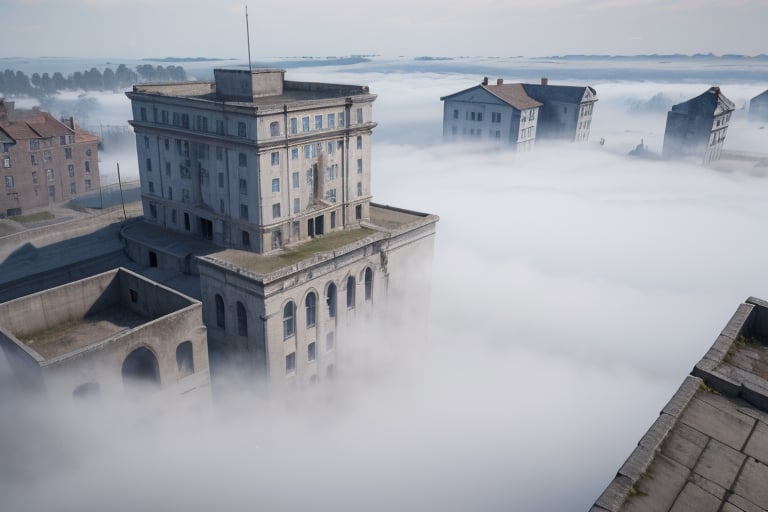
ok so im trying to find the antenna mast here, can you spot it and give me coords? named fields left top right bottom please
left=245, top=5, right=253, bottom=72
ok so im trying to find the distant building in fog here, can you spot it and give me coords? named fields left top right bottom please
left=662, top=87, right=735, bottom=165
left=521, top=79, right=597, bottom=142
left=0, top=100, right=100, bottom=218
left=749, top=89, right=768, bottom=122
left=440, top=78, right=597, bottom=150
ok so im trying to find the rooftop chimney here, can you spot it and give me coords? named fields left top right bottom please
left=541, top=77, right=549, bottom=86
left=497, top=78, right=504, bottom=85
left=482, top=77, right=488, bottom=85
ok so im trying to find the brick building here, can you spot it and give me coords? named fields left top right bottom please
left=0, top=99, right=100, bottom=217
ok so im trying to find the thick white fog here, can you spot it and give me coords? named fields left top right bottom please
left=2, top=59, right=768, bottom=511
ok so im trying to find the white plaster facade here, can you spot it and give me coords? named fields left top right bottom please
left=126, top=68, right=377, bottom=254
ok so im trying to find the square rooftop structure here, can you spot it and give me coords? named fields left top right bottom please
left=126, top=67, right=378, bottom=255
left=0, top=267, right=210, bottom=404
left=593, top=296, right=768, bottom=512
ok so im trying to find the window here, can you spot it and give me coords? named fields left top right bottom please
left=477, top=112, right=483, bottom=122
left=453, top=109, right=459, bottom=119
left=492, top=112, right=501, bottom=123
left=215, top=294, right=225, bottom=328
left=330, top=211, right=336, bottom=229
left=85, top=161, right=90, bottom=173
left=237, top=121, right=246, bottom=137
left=272, top=178, right=280, bottom=192
left=196, top=115, right=208, bottom=132
left=304, top=145, right=310, bottom=159
left=140, top=107, right=147, bottom=121
left=285, top=352, right=296, bottom=373
left=326, top=331, right=335, bottom=350
left=530, top=109, right=536, bottom=121
left=471, top=112, right=476, bottom=121
left=364, top=268, right=373, bottom=300
left=356, top=107, right=363, bottom=124
left=283, top=301, right=296, bottom=338
left=167, top=186, right=172, bottom=200
left=314, top=115, right=323, bottom=130
left=148, top=181, right=154, bottom=193
left=305, top=292, right=317, bottom=327
left=171, top=209, right=177, bottom=224
left=290, top=117, right=297, bottom=134
left=327, top=142, right=334, bottom=155
left=239, top=153, right=247, bottom=167
left=240, top=204, right=248, bottom=219
left=181, top=114, right=189, bottom=128
left=30, top=154, right=37, bottom=166
left=46, top=168, right=54, bottom=181
left=357, top=158, right=363, bottom=173
left=162, top=110, right=170, bottom=124
left=355, top=204, right=362, bottom=220
left=272, top=229, right=282, bottom=249
left=270, top=121, right=279, bottom=137
left=272, top=203, right=281, bottom=218
left=302, top=116, right=310, bottom=132
left=292, top=172, right=299, bottom=188
left=346, top=276, right=356, bottom=309
left=339, top=111, right=345, bottom=126
left=4, top=176, right=14, bottom=188
left=291, top=148, right=298, bottom=161
left=328, top=113, right=335, bottom=128
left=216, top=146, right=223, bottom=161
left=44, top=150, right=52, bottom=162
left=85, top=179, right=91, bottom=191
left=176, top=342, right=194, bottom=376
left=146, top=158, right=152, bottom=172
left=2, top=157, right=9, bottom=168
left=326, top=283, right=337, bottom=318
left=308, top=342, right=316, bottom=362
left=65, top=147, right=72, bottom=160
left=216, top=119, right=225, bottom=134
left=325, top=188, right=336, bottom=203
left=29, top=139, right=40, bottom=150
left=59, top=135, right=66, bottom=145
left=357, top=182, right=362, bottom=197
left=143, top=136, right=149, bottom=149
left=356, top=136, right=362, bottom=149
left=293, top=197, right=300, bottom=214
left=271, top=152, right=279, bottom=166
left=242, top=230, right=250, bottom=247
left=149, top=203, right=157, bottom=218
left=237, top=302, right=248, bottom=336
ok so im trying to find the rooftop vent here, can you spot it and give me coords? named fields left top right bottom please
left=541, top=77, right=549, bottom=86
left=497, top=78, right=504, bottom=85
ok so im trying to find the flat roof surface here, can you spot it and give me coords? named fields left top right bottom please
left=594, top=297, right=768, bottom=512
left=20, top=307, right=148, bottom=360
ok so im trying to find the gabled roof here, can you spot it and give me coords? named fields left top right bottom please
left=751, top=89, right=768, bottom=101
left=481, top=83, right=542, bottom=110
left=0, top=111, right=75, bottom=141
left=521, top=83, right=596, bottom=104
left=670, top=87, right=735, bottom=116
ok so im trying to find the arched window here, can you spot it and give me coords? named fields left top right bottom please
left=215, top=294, right=225, bottom=328
left=305, top=292, right=317, bottom=328
left=73, top=382, right=100, bottom=401
left=346, top=276, right=356, bottom=309
left=270, top=121, right=280, bottom=137
left=326, top=283, right=337, bottom=318
left=283, top=301, right=296, bottom=338
left=122, top=347, right=161, bottom=398
left=237, top=301, right=248, bottom=336
left=364, top=267, right=373, bottom=300
left=176, top=341, right=194, bottom=376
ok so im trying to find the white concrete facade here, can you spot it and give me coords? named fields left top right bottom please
left=127, top=68, right=377, bottom=254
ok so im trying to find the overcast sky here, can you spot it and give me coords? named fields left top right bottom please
left=4, top=0, right=768, bottom=59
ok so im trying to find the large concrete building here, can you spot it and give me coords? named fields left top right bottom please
left=749, top=89, right=768, bottom=122
left=0, top=267, right=210, bottom=405
left=592, top=297, right=768, bottom=512
left=0, top=99, right=101, bottom=217
left=126, top=68, right=377, bottom=254
left=124, top=68, right=438, bottom=394
left=662, top=87, right=735, bottom=165
left=440, top=78, right=597, bottom=149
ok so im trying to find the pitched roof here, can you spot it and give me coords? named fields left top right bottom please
left=0, top=110, right=75, bottom=141
left=670, top=87, right=735, bottom=116
left=521, top=83, right=595, bottom=104
left=481, top=83, right=542, bottom=110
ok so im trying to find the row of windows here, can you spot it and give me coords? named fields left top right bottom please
left=27, top=136, right=76, bottom=151
left=3, top=174, right=90, bottom=192
left=141, top=106, right=366, bottom=139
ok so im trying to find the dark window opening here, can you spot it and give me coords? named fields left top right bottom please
left=215, top=294, right=225, bottom=328
left=326, top=283, right=337, bottom=318
left=122, top=347, right=161, bottom=398
left=237, top=301, right=248, bottom=336
left=149, top=251, right=158, bottom=267
left=176, top=341, right=194, bottom=377
left=129, top=289, right=138, bottom=303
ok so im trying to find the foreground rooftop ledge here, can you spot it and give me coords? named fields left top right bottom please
left=199, top=203, right=438, bottom=283
left=592, top=296, right=768, bottom=512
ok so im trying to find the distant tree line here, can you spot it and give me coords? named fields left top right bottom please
left=0, top=64, right=187, bottom=97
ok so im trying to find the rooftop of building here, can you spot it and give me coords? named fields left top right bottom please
left=0, top=267, right=199, bottom=363
left=441, top=78, right=597, bottom=110
left=0, top=99, right=96, bottom=143
left=202, top=203, right=435, bottom=278
left=669, top=86, right=735, bottom=116
left=593, top=296, right=768, bottom=512
left=128, top=67, right=376, bottom=109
